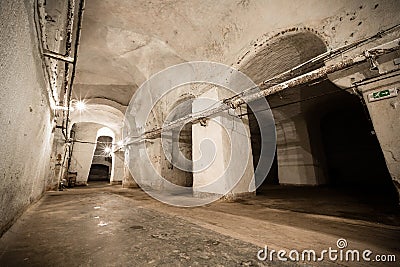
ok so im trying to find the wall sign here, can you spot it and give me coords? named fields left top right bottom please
left=368, top=88, right=398, bottom=102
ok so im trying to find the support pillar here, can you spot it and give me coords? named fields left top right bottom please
left=110, top=151, right=124, bottom=185
left=122, top=162, right=138, bottom=188
left=192, top=88, right=255, bottom=200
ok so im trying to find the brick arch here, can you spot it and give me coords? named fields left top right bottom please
left=239, top=28, right=328, bottom=84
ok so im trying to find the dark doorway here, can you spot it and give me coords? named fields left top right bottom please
left=177, top=121, right=193, bottom=187
left=88, top=136, right=113, bottom=183
left=88, top=164, right=110, bottom=182
left=320, top=101, right=397, bottom=201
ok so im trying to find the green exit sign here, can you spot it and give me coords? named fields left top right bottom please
left=368, top=88, right=398, bottom=102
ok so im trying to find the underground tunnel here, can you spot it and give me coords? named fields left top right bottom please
left=1, top=0, right=400, bottom=266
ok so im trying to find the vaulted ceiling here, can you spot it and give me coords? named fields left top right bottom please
left=73, top=1, right=356, bottom=103
left=71, top=0, right=400, bottom=127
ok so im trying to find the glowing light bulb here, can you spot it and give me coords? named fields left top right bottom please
left=75, top=100, right=86, bottom=111
left=104, top=146, right=112, bottom=155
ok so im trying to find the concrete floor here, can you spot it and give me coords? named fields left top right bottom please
left=0, top=183, right=399, bottom=267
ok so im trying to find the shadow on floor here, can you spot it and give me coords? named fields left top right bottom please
left=254, top=185, right=400, bottom=226
left=72, top=183, right=400, bottom=226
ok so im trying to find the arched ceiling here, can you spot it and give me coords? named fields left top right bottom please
left=73, top=0, right=400, bottom=109
left=69, top=103, right=124, bottom=136
left=240, top=31, right=327, bottom=84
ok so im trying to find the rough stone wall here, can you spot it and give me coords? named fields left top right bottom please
left=0, top=0, right=54, bottom=235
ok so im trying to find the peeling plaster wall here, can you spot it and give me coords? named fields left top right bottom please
left=38, top=0, right=70, bottom=104
left=0, top=0, right=54, bottom=235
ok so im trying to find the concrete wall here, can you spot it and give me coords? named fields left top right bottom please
left=0, top=0, right=54, bottom=235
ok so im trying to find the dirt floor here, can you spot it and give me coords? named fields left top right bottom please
left=0, top=183, right=399, bottom=267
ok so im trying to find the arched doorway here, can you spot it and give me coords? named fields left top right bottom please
left=240, top=29, right=398, bottom=215
left=88, top=136, right=113, bottom=183
left=241, top=30, right=327, bottom=190
left=318, top=91, right=397, bottom=201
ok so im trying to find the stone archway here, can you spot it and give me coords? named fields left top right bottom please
left=68, top=103, right=125, bottom=185
left=239, top=29, right=328, bottom=187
